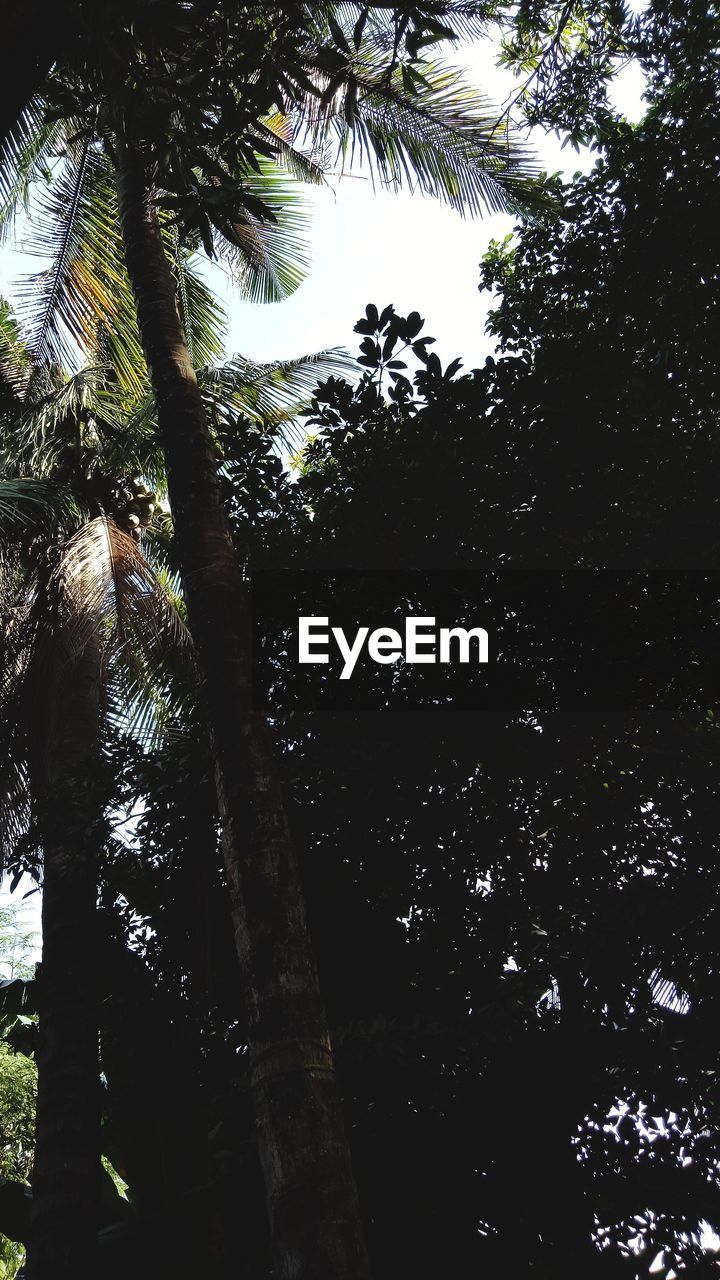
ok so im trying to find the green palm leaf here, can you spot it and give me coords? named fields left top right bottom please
left=8, top=139, right=232, bottom=400
left=309, top=2, right=491, bottom=47
left=8, top=364, right=124, bottom=477
left=0, top=478, right=76, bottom=530
left=173, top=240, right=228, bottom=369
left=13, top=140, right=147, bottom=396
left=0, top=97, right=65, bottom=241
left=0, top=296, right=31, bottom=403
left=199, top=347, right=353, bottom=428
left=253, top=111, right=329, bottom=187
left=125, top=346, right=353, bottom=453
left=211, top=157, right=313, bottom=303
left=297, top=55, right=547, bottom=216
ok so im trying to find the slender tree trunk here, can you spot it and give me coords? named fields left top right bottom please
left=99, top=925, right=210, bottom=1277
left=26, top=632, right=102, bottom=1280
left=116, top=142, right=370, bottom=1280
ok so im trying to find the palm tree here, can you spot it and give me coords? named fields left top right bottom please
left=0, top=292, right=348, bottom=1278
left=1, top=7, right=549, bottom=1275
left=114, top=23, right=547, bottom=1279
left=0, top=353, right=191, bottom=1280
left=116, top=145, right=377, bottom=1280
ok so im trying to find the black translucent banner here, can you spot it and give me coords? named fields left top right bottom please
left=249, top=571, right=720, bottom=713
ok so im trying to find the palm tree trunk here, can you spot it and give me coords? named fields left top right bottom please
left=26, top=631, right=102, bottom=1280
left=115, top=142, right=370, bottom=1280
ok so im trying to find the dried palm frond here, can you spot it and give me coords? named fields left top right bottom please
left=49, top=516, right=190, bottom=668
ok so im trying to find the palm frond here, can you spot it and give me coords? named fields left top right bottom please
left=126, top=347, right=353, bottom=453
left=0, top=552, right=37, bottom=870
left=7, top=364, right=124, bottom=478
left=17, top=134, right=93, bottom=369
left=173, top=240, right=227, bottom=368
left=52, top=516, right=190, bottom=671
left=0, top=97, right=65, bottom=242
left=311, top=3, right=489, bottom=51
left=296, top=55, right=548, bottom=217
left=0, top=479, right=77, bottom=532
left=104, top=644, right=192, bottom=747
left=50, top=517, right=193, bottom=748
left=212, top=158, right=312, bottom=303
left=14, top=142, right=147, bottom=395
left=198, top=347, right=354, bottom=430
left=104, top=613, right=197, bottom=748
left=254, top=112, right=330, bottom=186
left=70, top=237, right=228, bottom=474
left=92, top=389, right=169, bottom=495
left=0, top=297, right=31, bottom=404
left=137, top=518, right=187, bottom=619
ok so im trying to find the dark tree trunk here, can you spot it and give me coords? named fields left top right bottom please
left=26, top=632, right=102, bottom=1280
left=115, top=143, right=370, bottom=1280
left=99, top=924, right=210, bottom=1277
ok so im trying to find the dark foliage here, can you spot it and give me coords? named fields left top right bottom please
left=3, top=3, right=718, bottom=1277
left=182, top=13, right=719, bottom=1272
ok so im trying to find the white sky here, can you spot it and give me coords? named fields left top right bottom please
left=0, top=38, right=647, bottom=371
left=203, top=40, right=647, bottom=367
left=0, top=34, right=647, bottom=947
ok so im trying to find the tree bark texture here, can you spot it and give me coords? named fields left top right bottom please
left=26, top=630, right=102, bottom=1280
left=116, top=142, right=370, bottom=1280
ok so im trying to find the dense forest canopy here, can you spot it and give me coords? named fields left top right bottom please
left=0, top=2, right=719, bottom=1278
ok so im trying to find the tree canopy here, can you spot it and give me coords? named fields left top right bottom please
left=0, top=1, right=718, bottom=1278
